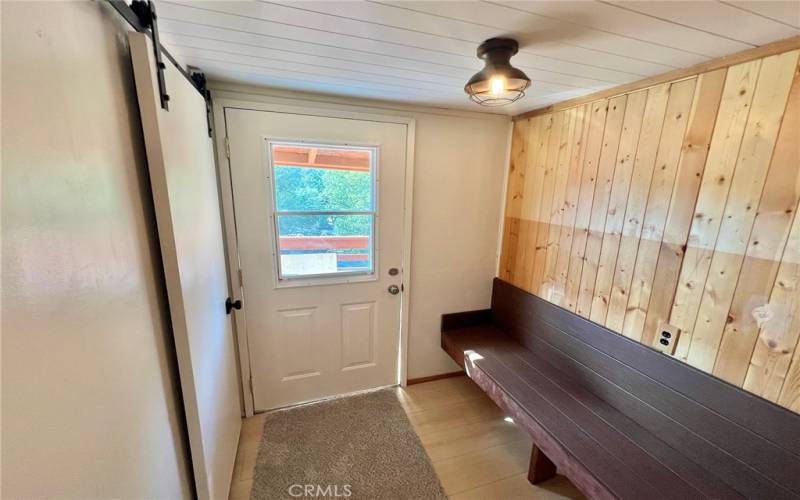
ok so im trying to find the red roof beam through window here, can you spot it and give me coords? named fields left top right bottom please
left=272, top=146, right=370, bottom=172
left=279, top=235, right=370, bottom=250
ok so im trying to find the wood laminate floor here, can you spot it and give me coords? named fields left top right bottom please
left=229, top=375, right=583, bottom=499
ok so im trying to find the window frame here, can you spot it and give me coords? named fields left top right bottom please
left=264, top=138, right=380, bottom=288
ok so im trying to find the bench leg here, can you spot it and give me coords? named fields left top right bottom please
left=527, top=445, right=557, bottom=485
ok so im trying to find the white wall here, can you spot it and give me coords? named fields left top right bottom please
left=1, top=2, right=192, bottom=497
left=209, top=83, right=511, bottom=379
left=406, top=113, right=510, bottom=378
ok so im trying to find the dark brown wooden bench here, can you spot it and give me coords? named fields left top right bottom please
left=441, top=278, right=800, bottom=500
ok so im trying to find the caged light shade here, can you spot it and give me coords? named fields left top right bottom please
left=464, top=38, right=531, bottom=107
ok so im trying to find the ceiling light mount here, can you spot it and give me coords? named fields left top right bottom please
left=465, top=38, right=531, bottom=107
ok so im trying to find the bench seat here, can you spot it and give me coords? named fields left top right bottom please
left=443, top=325, right=741, bottom=499
left=441, top=279, right=800, bottom=500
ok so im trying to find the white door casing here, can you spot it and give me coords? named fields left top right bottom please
left=129, top=33, right=241, bottom=500
left=224, top=108, right=413, bottom=411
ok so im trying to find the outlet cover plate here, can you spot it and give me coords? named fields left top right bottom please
left=654, top=323, right=680, bottom=355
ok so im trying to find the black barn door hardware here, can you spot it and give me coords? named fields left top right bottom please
left=130, top=0, right=169, bottom=110
left=190, top=70, right=214, bottom=137
left=106, top=0, right=203, bottom=101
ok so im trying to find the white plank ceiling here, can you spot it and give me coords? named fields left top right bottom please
left=155, top=0, right=800, bottom=115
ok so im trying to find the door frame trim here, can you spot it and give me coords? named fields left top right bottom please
left=211, top=97, right=416, bottom=417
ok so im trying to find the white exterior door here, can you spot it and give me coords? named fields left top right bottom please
left=224, top=108, right=410, bottom=411
left=129, top=33, right=241, bottom=500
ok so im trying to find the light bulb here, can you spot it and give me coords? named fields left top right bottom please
left=490, top=76, right=505, bottom=96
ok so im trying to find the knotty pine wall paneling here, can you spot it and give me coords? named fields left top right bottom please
left=606, top=84, right=671, bottom=332
left=499, top=47, right=800, bottom=413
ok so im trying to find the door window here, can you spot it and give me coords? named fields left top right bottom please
left=268, top=142, right=377, bottom=281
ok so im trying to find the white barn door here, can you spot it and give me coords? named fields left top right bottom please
left=129, top=33, right=240, bottom=500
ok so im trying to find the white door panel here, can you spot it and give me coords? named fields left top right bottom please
left=225, top=109, right=408, bottom=410
left=128, top=33, right=241, bottom=500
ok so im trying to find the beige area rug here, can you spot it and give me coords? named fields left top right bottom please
left=250, top=388, right=447, bottom=500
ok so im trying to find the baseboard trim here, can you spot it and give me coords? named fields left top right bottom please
left=407, top=371, right=464, bottom=385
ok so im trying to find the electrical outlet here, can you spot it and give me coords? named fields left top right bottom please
left=653, top=323, right=680, bottom=355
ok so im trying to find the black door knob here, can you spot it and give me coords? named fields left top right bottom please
left=225, top=297, right=242, bottom=315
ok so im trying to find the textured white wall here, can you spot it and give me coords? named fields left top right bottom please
left=405, top=114, right=510, bottom=378
left=209, top=83, right=511, bottom=380
left=1, top=2, right=192, bottom=497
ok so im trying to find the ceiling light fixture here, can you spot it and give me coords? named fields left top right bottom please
left=465, top=38, right=531, bottom=107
